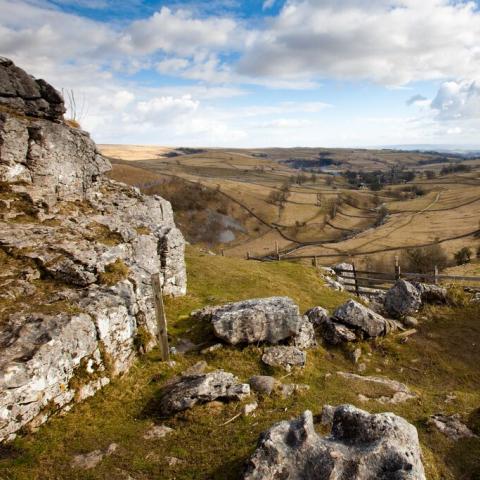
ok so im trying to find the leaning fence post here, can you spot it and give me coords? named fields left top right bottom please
left=151, top=273, right=170, bottom=361
left=352, top=262, right=360, bottom=297
left=394, top=256, right=401, bottom=281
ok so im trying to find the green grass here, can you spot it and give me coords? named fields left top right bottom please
left=1, top=246, right=479, bottom=479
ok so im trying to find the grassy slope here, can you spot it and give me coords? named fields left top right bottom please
left=1, top=247, right=479, bottom=479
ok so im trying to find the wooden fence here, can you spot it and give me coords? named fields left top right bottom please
left=333, top=260, right=480, bottom=296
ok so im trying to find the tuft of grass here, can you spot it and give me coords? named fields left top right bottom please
left=65, top=119, right=81, bottom=129
left=98, top=259, right=129, bottom=286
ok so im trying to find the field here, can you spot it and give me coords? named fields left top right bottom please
left=103, top=145, right=480, bottom=271
left=1, top=246, right=479, bottom=479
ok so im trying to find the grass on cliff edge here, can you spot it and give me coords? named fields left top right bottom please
left=1, top=246, right=480, bottom=480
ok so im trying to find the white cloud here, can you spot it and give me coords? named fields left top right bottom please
left=121, top=7, right=239, bottom=56
left=431, top=80, right=480, bottom=120
left=239, top=0, right=480, bottom=86
left=133, top=95, right=199, bottom=124
left=262, top=0, right=276, bottom=10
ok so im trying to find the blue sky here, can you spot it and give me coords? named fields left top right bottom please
left=2, top=0, right=480, bottom=147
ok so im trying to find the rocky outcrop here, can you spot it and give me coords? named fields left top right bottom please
left=157, top=370, right=250, bottom=416
left=412, top=282, right=448, bottom=304
left=304, top=306, right=329, bottom=328
left=0, top=58, right=187, bottom=441
left=194, top=297, right=305, bottom=346
left=244, top=405, right=426, bottom=479
left=322, top=318, right=357, bottom=344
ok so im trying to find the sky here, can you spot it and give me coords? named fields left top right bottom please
left=2, top=0, right=480, bottom=148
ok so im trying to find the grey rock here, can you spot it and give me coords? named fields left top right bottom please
left=412, top=282, right=448, bottom=304
left=429, top=414, right=477, bottom=441
left=291, top=316, right=317, bottom=349
left=262, top=346, right=306, bottom=370
left=242, top=402, right=258, bottom=416
left=304, top=306, right=329, bottom=328
left=322, top=319, right=357, bottom=344
left=277, top=383, right=310, bottom=398
left=333, top=299, right=387, bottom=337
left=198, top=297, right=303, bottom=345
left=403, top=316, right=419, bottom=327
left=157, top=370, right=250, bottom=416
left=350, top=347, right=362, bottom=364
left=0, top=57, right=65, bottom=121
left=325, top=275, right=345, bottom=291
left=71, top=443, right=118, bottom=470
left=336, top=372, right=417, bottom=404
left=384, top=280, right=422, bottom=318
left=244, top=405, right=426, bottom=480
left=249, top=376, right=278, bottom=396
left=143, top=424, right=174, bottom=440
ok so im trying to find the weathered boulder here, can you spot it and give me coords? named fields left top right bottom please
left=332, top=299, right=387, bottom=337
left=429, top=414, right=477, bottom=441
left=262, top=346, right=306, bottom=370
left=196, top=297, right=304, bottom=346
left=384, top=280, right=422, bottom=318
left=0, top=58, right=187, bottom=441
left=157, top=370, right=250, bottom=416
left=412, top=282, right=448, bottom=304
left=321, top=319, right=357, bottom=344
left=249, top=376, right=279, bottom=396
left=304, top=306, right=329, bottom=328
left=244, top=405, right=426, bottom=479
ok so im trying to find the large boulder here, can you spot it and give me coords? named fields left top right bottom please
left=321, top=319, right=357, bottom=344
left=412, top=282, right=448, bottom=304
left=332, top=299, right=387, bottom=337
left=244, top=405, right=426, bottom=479
left=195, top=297, right=304, bottom=346
left=157, top=370, right=250, bottom=416
left=304, top=306, right=329, bottom=328
left=384, top=280, right=422, bottom=318
left=0, top=58, right=187, bottom=441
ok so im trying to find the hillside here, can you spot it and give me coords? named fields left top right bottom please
left=103, top=145, right=480, bottom=270
left=1, top=246, right=479, bottom=479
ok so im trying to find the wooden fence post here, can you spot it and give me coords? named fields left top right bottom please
left=313, top=256, right=318, bottom=268
left=394, top=256, right=401, bottom=281
left=352, top=262, right=360, bottom=297
left=434, top=265, right=439, bottom=285
left=151, top=273, right=170, bottom=361
left=246, top=251, right=250, bottom=260
left=275, top=241, right=279, bottom=260
left=221, top=249, right=225, bottom=257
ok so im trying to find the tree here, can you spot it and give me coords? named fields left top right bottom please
left=325, top=175, right=334, bottom=186
left=402, top=243, right=448, bottom=273
left=454, top=247, right=472, bottom=266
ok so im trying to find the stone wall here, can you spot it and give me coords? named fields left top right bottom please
left=0, top=58, right=187, bottom=441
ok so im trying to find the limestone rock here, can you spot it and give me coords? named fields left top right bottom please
left=71, top=443, right=118, bottom=470
left=325, top=276, right=345, bottom=291
left=197, top=297, right=303, bottom=345
left=0, top=58, right=187, bottom=441
left=336, top=372, right=417, bottom=404
left=262, top=346, right=306, bottom=370
left=384, top=280, right=422, bottom=318
left=412, top=282, right=448, bottom=304
left=332, top=299, right=387, bottom=337
left=157, top=370, right=250, bottom=416
left=244, top=405, right=426, bottom=479
left=143, top=424, right=174, bottom=440
left=249, top=376, right=279, bottom=396
left=429, top=414, right=477, bottom=441
left=304, top=306, right=329, bottom=328
left=0, top=57, right=65, bottom=121
left=291, top=316, right=317, bottom=349
left=322, top=319, right=357, bottom=344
